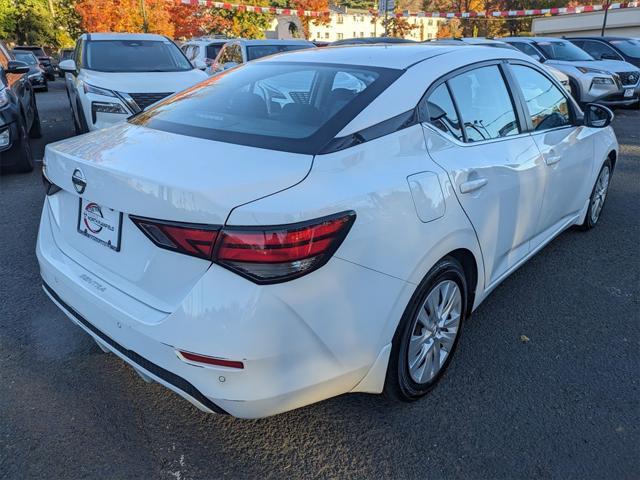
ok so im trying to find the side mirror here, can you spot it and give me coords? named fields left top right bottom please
left=59, top=59, right=77, bottom=73
left=6, top=60, right=29, bottom=75
left=584, top=103, right=614, bottom=128
left=193, top=59, right=207, bottom=71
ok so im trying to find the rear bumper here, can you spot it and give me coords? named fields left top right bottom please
left=36, top=200, right=408, bottom=418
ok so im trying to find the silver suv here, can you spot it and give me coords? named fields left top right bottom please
left=181, top=37, right=231, bottom=75
left=502, top=37, right=640, bottom=107
left=211, top=39, right=315, bottom=75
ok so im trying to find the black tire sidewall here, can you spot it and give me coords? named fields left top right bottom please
left=11, top=115, right=33, bottom=173
left=385, top=257, right=468, bottom=401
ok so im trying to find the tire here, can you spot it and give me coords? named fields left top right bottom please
left=579, top=158, right=612, bottom=230
left=384, top=256, right=468, bottom=401
left=9, top=115, right=34, bottom=173
left=73, top=98, right=89, bottom=135
left=42, top=81, right=48, bottom=93
left=29, top=99, right=42, bottom=139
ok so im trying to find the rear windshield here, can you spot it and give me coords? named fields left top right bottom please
left=84, top=40, right=193, bottom=72
left=206, top=44, right=224, bottom=59
left=246, top=44, right=312, bottom=61
left=535, top=41, right=594, bottom=61
left=15, top=47, right=46, bottom=57
left=130, top=61, right=401, bottom=154
left=13, top=52, right=38, bottom=65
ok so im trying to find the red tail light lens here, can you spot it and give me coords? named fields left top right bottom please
left=130, top=216, right=219, bottom=260
left=177, top=350, right=244, bottom=369
left=131, top=211, right=355, bottom=283
left=215, top=211, right=355, bottom=284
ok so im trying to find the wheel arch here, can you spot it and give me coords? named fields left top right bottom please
left=607, top=149, right=617, bottom=171
left=446, top=248, right=478, bottom=316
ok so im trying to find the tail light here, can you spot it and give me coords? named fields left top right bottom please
left=130, top=211, right=355, bottom=283
left=130, top=216, right=219, bottom=260
left=216, top=211, right=355, bottom=284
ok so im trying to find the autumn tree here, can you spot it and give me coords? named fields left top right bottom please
left=291, top=0, right=331, bottom=38
left=75, top=0, right=174, bottom=36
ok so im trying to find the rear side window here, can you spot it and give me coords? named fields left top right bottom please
left=511, top=65, right=570, bottom=131
left=205, top=44, right=223, bottom=60
left=130, top=62, right=401, bottom=154
left=448, top=65, right=519, bottom=142
left=423, top=83, right=463, bottom=141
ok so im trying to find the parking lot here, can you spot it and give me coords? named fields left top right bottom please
left=1, top=80, right=638, bottom=479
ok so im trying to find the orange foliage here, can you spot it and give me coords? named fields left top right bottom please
left=290, top=0, right=330, bottom=37
left=76, top=0, right=174, bottom=36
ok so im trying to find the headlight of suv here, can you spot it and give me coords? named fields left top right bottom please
left=592, top=77, right=615, bottom=85
left=28, top=72, right=43, bottom=79
left=82, top=82, right=117, bottom=97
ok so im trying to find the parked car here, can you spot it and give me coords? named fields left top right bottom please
left=58, top=32, right=208, bottom=134
left=0, top=41, right=41, bottom=173
left=13, top=46, right=55, bottom=81
left=331, top=37, right=416, bottom=46
left=502, top=37, right=640, bottom=107
left=211, top=39, right=315, bottom=74
left=567, top=37, right=640, bottom=68
left=12, top=51, right=48, bottom=92
left=57, top=48, right=74, bottom=78
left=457, top=38, right=572, bottom=92
left=38, top=44, right=617, bottom=418
left=181, top=37, right=230, bottom=75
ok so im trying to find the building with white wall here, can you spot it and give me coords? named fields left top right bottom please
left=532, top=8, right=640, bottom=37
left=268, top=7, right=444, bottom=42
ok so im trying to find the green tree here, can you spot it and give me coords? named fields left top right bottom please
left=12, top=0, right=56, bottom=46
left=0, top=0, right=16, bottom=38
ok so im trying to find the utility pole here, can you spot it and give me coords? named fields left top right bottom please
left=140, top=0, right=149, bottom=33
left=600, top=0, right=611, bottom=36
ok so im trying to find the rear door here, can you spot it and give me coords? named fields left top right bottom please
left=421, top=62, right=546, bottom=287
left=507, top=62, right=596, bottom=248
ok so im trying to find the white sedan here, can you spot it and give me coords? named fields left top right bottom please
left=38, top=45, right=617, bottom=418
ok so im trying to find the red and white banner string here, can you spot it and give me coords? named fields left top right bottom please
left=178, top=0, right=639, bottom=18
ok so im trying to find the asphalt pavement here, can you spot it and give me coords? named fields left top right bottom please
left=1, top=80, right=638, bottom=479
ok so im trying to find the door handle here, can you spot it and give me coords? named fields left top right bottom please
left=545, top=152, right=562, bottom=165
left=459, top=177, right=488, bottom=194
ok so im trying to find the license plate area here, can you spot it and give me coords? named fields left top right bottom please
left=77, top=198, right=123, bottom=252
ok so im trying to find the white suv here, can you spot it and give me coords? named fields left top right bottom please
left=211, top=39, right=315, bottom=74
left=181, top=37, right=230, bottom=75
left=59, top=33, right=207, bottom=133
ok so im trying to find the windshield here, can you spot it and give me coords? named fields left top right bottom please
left=13, top=52, right=38, bottom=65
left=246, top=44, right=311, bottom=61
left=610, top=39, right=640, bottom=59
left=84, top=40, right=193, bottom=72
left=535, top=41, right=594, bottom=61
left=15, top=47, right=46, bottom=57
left=130, top=62, right=401, bottom=154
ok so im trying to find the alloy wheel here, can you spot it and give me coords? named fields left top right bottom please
left=590, top=166, right=610, bottom=224
left=407, top=280, right=462, bottom=384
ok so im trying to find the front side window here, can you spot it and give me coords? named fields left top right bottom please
left=511, top=65, right=570, bottom=131
left=581, top=40, right=621, bottom=60
left=130, top=62, right=400, bottom=154
left=448, top=65, right=519, bottom=142
left=423, top=83, right=463, bottom=141
left=534, top=40, right=594, bottom=61
left=246, top=44, right=310, bottom=61
left=84, top=40, right=192, bottom=73
left=205, top=44, right=223, bottom=60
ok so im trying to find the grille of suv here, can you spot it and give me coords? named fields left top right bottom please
left=129, top=92, right=173, bottom=110
left=616, top=71, right=639, bottom=86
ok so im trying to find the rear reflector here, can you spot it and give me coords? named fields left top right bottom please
left=177, top=350, right=244, bottom=369
left=130, top=211, right=356, bottom=283
left=130, top=216, right=219, bottom=260
left=215, top=211, right=356, bottom=283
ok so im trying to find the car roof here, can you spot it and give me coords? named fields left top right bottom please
left=82, top=32, right=170, bottom=41
left=568, top=36, right=632, bottom=41
left=184, top=39, right=230, bottom=45
left=256, top=44, right=464, bottom=69
left=235, top=39, right=315, bottom=46
left=331, top=37, right=416, bottom=45
left=502, top=37, right=568, bottom=43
